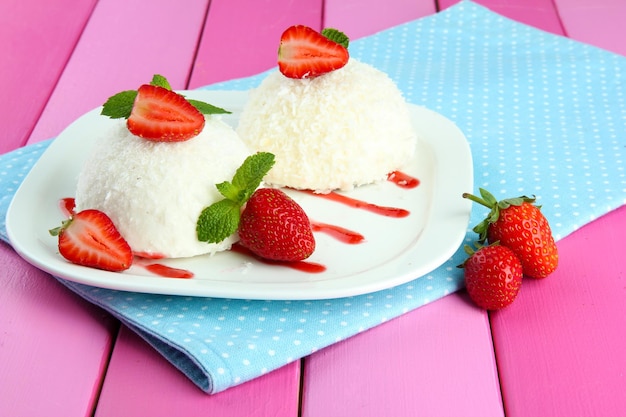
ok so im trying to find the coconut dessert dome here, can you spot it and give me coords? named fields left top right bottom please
left=75, top=77, right=251, bottom=259
left=236, top=25, right=417, bottom=193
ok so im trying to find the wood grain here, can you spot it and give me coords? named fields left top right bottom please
left=555, top=0, right=626, bottom=55
left=95, top=326, right=301, bottom=417
left=89, top=0, right=319, bottom=414
left=493, top=205, right=626, bottom=417
left=442, top=1, right=626, bottom=416
left=1, top=0, right=624, bottom=415
left=26, top=0, right=209, bottom=145
left=301, top=294, right=505, bottom=417
left=0, top=243, right=118, bottom=416
left=189, top=0, right=324, bottom=88
left=439, top=0, right=564, bottom=34
left=0, top=0, right=97, bottom=154
left=324, top=0, right=436, bottom=40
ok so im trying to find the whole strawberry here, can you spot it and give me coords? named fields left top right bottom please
left=238, top=188, right=315, bottom=261
left=463, top=188, right=558, bottom=279
left=49, top=209, right=133, bottom=272
left=196, top=152, right=316, bottom=262
left=462, top=244, right=523, bottom=310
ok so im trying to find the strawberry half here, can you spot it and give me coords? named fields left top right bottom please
left=50, top=209, right=133, bottom=272
left=238, top=188, right=316, bottom=261
left=278, top=25, right=349, bottom=79
left=127, top=84, right=205, bottom=142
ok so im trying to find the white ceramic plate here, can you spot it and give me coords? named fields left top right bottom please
left=6, top=90, right=472, bottom=300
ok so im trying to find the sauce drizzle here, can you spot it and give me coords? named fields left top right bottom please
left=60, top=197, right=76, bottom=217
left=311, top=222, right=365, bottom=244
left=304, top=191, right=410, bottom=218
left=231, top=243, right=326, bottom=273
left=143, top=263, right=194, bottom=279
left=387, top=171, right=420, bottom=189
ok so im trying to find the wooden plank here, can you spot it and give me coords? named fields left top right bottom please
left=93, top=0, right=311, bottom=414
left=555, top=0, right=626, bottom=55
left=188, top=0, right=324, bottom=88
left=0, top=243, right=118, bottom=417
left=494, top=206, right=626, bottom=417
left=0, top=3, right=116, bottom=416
left=302, top=2, right=502, bottom=416
left=95, top=326, right=301, bottom=417
left=441, top=1, right=626, bottom=415
left=439, top=0, right=563, bottom=34
left=323, top=0, right=436, bottom=40
left=301, top=294, right=504, bottom=417
left=0, top=0, right=96, bottom=154
left=26, top=0, right=209, bottom=145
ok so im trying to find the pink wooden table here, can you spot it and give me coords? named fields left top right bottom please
left=1, top=0, right=625, bottom=416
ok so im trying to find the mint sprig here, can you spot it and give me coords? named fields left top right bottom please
left=149, top=74, right=172, bottom=90
left=101, top=90, right=137, bottom=119
left=196, top=152, right=275, bottom=244
left=186, top=99, right=231, bottom=115
left=321, top=28, right=349, bottom=49
left=100, top=74, right=231, bottom=119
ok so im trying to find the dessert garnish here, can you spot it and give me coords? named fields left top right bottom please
left=278, top=25, right=349, bottom=78
left=49, top=209, right=133, bottom=272
left=196, top=152, right=276, bottom=244
left=101, top=74, right=230, bottom=142
left=238, top=188, right=316, bottom=261
left=196, top=152, right=316, bottom=261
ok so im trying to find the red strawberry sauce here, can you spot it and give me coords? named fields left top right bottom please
left=303, top=191, right=410, bottom=218
left=142, top=263, right=194, bottom=279
left=310, top=222, right=365, bottom=244
left=133, top=255, right=194, bottom=278
left=58, top=171, right=418, bottom=277
left=301, top=171, right=418, bottom=218
left=387, top=171, right=420, bottom=189
left=60, top=197, right=76, bottom=217
left=133, top=251, right=166, bottom=260
left=231, top=243, right=326, bottom=273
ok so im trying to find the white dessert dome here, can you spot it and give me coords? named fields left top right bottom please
left=236, top=58, right=417, bottom=193
left=75, top=117, right=251, bottom=258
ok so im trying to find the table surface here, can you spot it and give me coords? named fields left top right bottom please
left=2, top=0, right=625, bottom=416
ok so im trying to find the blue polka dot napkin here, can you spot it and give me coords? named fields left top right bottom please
left=1, top=1, right=625, bottom=393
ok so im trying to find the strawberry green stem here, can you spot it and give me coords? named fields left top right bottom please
left=462, top=192, right=493, bottom=209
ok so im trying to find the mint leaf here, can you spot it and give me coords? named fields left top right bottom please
left=215, top=181, right=244, bottom=202
left=100, top=73, right=232, bottom=120
left=101, top=90, right=137, bottom=119
left=187, top=99, right=232, bottom=115
left=196, top=199, right=241, bottom=243
left=322, top=28, right=349, bottom=48
left=196, top=152, right=275, bottom=244
left=150, top=74, right=172, bottom=90
left=231, top=152, right=275, bottom=203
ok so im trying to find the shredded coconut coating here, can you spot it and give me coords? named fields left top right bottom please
left=237, top=59, right=417, bottom=192
left=75, top=117, right=251, bottom=258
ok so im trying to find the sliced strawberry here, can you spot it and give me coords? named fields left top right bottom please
left=278, top=25, right=349, bottom=79
left=50, top=209, right=133, bottom=272
left=127, top=84, right=205, bottom=142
